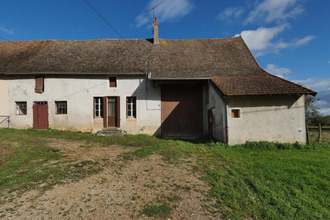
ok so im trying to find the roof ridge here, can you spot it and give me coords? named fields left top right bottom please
left=238, top=36, right=264, bottom=71
left=161, top=36, right=241, bottom=41
left=2, top=36, right=242, bottom=43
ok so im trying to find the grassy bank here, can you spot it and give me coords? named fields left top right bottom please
left=0, top=128, right=329, bottom=219
left=0, top=129, right=103, bottom=202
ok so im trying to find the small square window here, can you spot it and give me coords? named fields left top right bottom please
left=231, top=109, right=240, bottom=118
left=109, top=77, right=117, bottom=87
left=55, top=101, right=67, bottom=114
left=16, top=102, right=27, bottom=115
left=127, top=97, right=136, bottom=118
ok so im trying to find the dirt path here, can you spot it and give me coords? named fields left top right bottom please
left=1, top=139, right=219, bottom=219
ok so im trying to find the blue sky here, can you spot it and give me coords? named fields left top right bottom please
left=1, top=0, right=329, bottom=115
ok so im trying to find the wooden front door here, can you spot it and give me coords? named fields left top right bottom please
left=33, top=102, right=49, bottom=129
left=108, top=97, right=117, bottom=127
left=103, top=97, right=120, bottom=128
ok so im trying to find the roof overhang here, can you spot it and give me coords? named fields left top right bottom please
left=0, top=72, right=145, bottom=76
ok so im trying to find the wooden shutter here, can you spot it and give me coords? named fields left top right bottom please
left=117, top=96, right=120, bottom=127
left=35, top=77, right=44, bottom=93
left=33, top=104, right=38, bottom=128
left=93, top=98, right=95, bottom=118
left=103, top=97, right=107, bottom=128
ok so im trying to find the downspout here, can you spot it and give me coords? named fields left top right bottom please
left=144, top=63, right=158, bottom=111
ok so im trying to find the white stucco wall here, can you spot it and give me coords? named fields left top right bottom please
left=0, top=77, right=10, bottom=128
left=207, top=84, right=227, bottom=142
left=226, top=95, right=306, bottom=145
left=9, top=75, right=161, bottom=134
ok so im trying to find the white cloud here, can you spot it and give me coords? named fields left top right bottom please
left=319, top=108, right=330, bottom=116
left=217, top=7, right=244, bottom=22
left=294, top=36, right=316, bottom=46
left=294, top=78, right=330, bottom=90
left=245, top=0, right=304, bottom=24
left=328, top=61, right=330, bottom=64
left=235, top=24, right=288, bottom=55
left=236, top=25, right=315, bottom=56
left=135, top=0, right=194, bottom=27
left=135, top=15, right=150, bottom=28
left=316, top=91, right=330, bottom=116
left=0, top=26, right=14, bottom=35
left=265, top=64, right=292, bottom=77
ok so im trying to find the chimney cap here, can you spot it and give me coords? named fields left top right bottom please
left=154, top=17, right=158, bottom=25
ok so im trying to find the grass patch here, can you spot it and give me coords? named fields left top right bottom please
left=128, top=139, right=330, bottom=219
left=0, top=129, right=103, bottom=200
left=204, top=143, right=330, bottom=219
left=140, top=202, right=172, bottom=218
left=0, top=129, right=329, bottom=219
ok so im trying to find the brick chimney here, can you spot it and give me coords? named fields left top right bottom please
left=153, top=17, right=159, bottom=45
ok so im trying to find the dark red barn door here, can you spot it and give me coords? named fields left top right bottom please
left=161, top=85, right=203, bottom=138
left=33, top=102, right=49, bottom=129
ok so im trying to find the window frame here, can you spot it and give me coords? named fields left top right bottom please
left=231, top=109, right=241, bottom=119
left=109, top=77, right=117, bottom=87
left=16, top=101, right=27, bottom=115
left=93, top=97, right=104, bottom=118
left=126, top=96, right=136, bottom=118
left=55, top=101, right=67, bottom=115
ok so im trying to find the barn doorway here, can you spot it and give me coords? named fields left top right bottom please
left=161, top=84, right=203, bottom=138
left=33, top=101, right=49, bottom=129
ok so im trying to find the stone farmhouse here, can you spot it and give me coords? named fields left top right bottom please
left=0, top=20, right=316, bottom=144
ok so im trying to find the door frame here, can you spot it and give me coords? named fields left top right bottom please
left=103, top=96, right=120, bottom=128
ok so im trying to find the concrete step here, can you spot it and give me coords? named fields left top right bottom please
left=97, top=128, right=124, bottom=137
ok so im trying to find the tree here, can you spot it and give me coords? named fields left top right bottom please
left=305, top=95, right=324, bottom=142
left=305, top=95, right=320, bottom=122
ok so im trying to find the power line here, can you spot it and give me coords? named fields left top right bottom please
left=0, top=36, right=10, bottom=41
left=146, top=0, right=165, bottom=22
left=83, top=0, right=124, bottom=39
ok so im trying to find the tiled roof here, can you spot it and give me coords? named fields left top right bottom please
left=0, top=37, right=262, bottom=77
left=211, top=73, right=316, bottom=96
left=0, top=36, right=316, bottom=96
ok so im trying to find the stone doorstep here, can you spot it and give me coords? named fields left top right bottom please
left=96, top=127, right=124, bottom=137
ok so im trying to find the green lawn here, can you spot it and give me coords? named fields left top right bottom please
left=0, top=128, right=329, bottom=219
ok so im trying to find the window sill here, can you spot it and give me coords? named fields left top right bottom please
left=126, top=117, right=136, bottom=119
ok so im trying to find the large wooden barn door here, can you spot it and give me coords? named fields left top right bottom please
left=33, top=102, right=49, bottom=129
left=161, top=85, right=203, bottom=138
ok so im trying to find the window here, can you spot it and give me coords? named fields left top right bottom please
left=94, top=97, right=104, bottom=118
left=55, top=101, right=67, bottom=114
left=16, top=102, right=27, bottom=115
left=109, top=77, right=117, bottom=87
left=231, top=109, right=240, bottom=118
left=126, top=97, right=136, bottom=118
left=35, top=76, right=44, bottom=93
left=34, top=101, right=47, bottom=105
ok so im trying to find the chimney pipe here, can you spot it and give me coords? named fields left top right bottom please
left=153, top=17, right=159, bottom=45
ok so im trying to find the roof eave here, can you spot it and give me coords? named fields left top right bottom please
left=0, top=71, right=145, bottom=76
